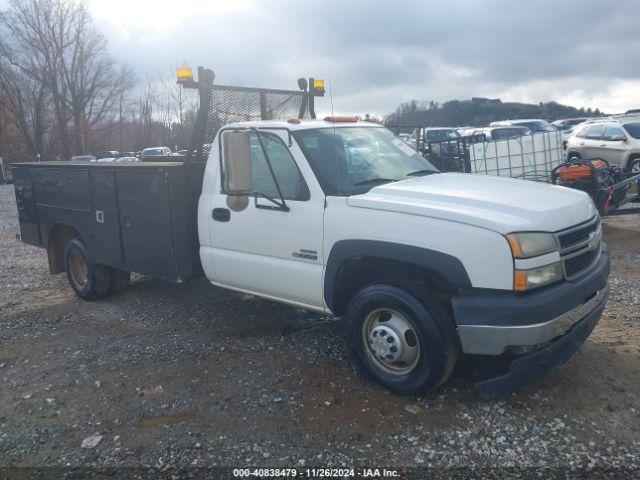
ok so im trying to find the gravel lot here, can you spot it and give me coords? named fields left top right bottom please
left=0, top=183, right=639, bottom=476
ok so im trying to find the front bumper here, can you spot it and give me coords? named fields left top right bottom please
left=457, top=284, right=608, bottom=355
left=451, top=243, right=610, bottom=395
left=475, top=291, right=607, bottom=396
left=452, top=243, right=610, bottom=356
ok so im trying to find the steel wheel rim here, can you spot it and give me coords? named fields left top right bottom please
left=68, top=251, right=88, bottom=288
left=362, top=308, right=421, bottom=375
left=632, top=162, right=640, bottom=173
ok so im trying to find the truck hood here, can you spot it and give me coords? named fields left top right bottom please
left=347, top=173, right=597, bottom=234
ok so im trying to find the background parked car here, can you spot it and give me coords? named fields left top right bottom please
left=409, top=127, right=460, bottom=150
left=70, top=155, right=97, bottom=162
left=490, top=119, right=557, bottom=133
left=419, top=127, right=460, bottom=142
left=95, top=150, right=120, bottom=159
left=565, top=116, right=640, bottom=172
left=461, top=125, right=531, bottom=141
left=95, top=156, right=139, bottom=163
left=552, top=118, right=588, bottom=149
left=141, top=146, right=172, bottom=159
left=552, top=118, right=588, bottom=131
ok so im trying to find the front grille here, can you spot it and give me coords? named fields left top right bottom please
left=564, top=248, right=599, bottom=278
left=558, top=218, right=599, bottom=251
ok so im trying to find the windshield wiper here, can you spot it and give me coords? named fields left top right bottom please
left=406, top=169, right=438, bottom=177
left=354, top=177, right=397, bottom=186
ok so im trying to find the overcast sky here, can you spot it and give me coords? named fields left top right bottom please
left=4, top=0, right=640, bottom=116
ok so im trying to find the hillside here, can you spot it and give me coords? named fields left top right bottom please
left=384, top=99, right=603, bottom=127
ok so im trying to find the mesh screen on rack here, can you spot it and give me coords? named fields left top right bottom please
left=205, top=86, right=311, bottom=142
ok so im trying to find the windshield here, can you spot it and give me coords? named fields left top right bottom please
left=143, top=148, right=163, bottom=156
left=425, top=129, right=459, bottom=141
left=491, top=127, right=530, bottom=140
left=623, top=123, right=640, bottom=139
left=293, top=127, right=439, bottom=196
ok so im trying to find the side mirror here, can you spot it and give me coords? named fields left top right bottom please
left=223, top=131, right=252, bottom=195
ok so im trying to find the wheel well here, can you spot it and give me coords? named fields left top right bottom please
left=331, top=256, right=456, bottom=316
left=567, top=151, right=581, bottom=160
left=47, top=224, right=81, bottom=274
left=626, top=154, right=640, bottom=171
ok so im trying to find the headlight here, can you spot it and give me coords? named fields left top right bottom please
left=506, top=232, right=558, bottom=259
left=514, top=262, right=563, bottom=291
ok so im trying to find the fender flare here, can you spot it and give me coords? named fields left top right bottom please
left=324, top=239, right=472, bottom=313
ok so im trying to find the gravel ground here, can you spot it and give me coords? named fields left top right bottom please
left=0, top=183, right=639, bottom=477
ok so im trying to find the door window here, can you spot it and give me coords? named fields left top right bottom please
left=222, top=131, right=310, bottom=201
left=584, top=124, right=605, bottom=140
left=603, top=125, right=624, bottom=141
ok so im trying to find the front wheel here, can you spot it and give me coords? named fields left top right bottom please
left=345, top=284, right=458, bottom=395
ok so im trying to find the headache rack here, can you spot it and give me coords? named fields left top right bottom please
left=180, top=67, right=324, bottom=163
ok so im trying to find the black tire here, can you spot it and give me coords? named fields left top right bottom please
left=627, top=157, right=640, bottom=174
left=567, top=152, right=581, bottom=162
left=63, top=239, right=110, bottom=300
left=109, top=268, right=131, bottom=293
left=345, top=284, right=459, bottom=395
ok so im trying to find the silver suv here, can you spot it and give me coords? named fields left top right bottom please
left=565, top=116, right=640, bottom=172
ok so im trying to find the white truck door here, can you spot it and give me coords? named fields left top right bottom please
left=205, top=129, right=326, bottom=310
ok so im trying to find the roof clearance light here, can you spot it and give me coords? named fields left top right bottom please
left=313, top=78, right=325, bottom=97
left=324, top=116, right=359, bottom=123
left=176, top=66, right=194, bottom=85
left=287, top=118, right=301, bottom=124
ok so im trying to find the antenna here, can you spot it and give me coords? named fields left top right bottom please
left=329, top=79, right=341, bottom=196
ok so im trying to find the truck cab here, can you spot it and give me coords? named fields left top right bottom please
left=198, top=117, right=609, bottom=395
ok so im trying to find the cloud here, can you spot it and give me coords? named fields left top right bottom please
left=87, top=0, right=640, bottom=116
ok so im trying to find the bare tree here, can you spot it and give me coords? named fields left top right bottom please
left=0, top=0, right=135, bottom=158
left=0, top=58, right=48, bottom=160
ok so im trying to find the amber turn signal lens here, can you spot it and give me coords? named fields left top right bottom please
left=514, top=270, right=528, bottom=291
left=506, top=234, right=523, bottom=258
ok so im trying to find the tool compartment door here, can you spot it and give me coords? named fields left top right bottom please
left=116, top=169, right=176, bottom=279
left=89, top=170, right=125, bottom=269
left=12, top=166, right=41, bottom=246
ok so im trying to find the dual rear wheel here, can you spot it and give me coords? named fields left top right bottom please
left=64, top=239, right=130, bottom=300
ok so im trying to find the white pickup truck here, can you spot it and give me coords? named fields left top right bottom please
left=13, top=116, right=610, bottom=396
